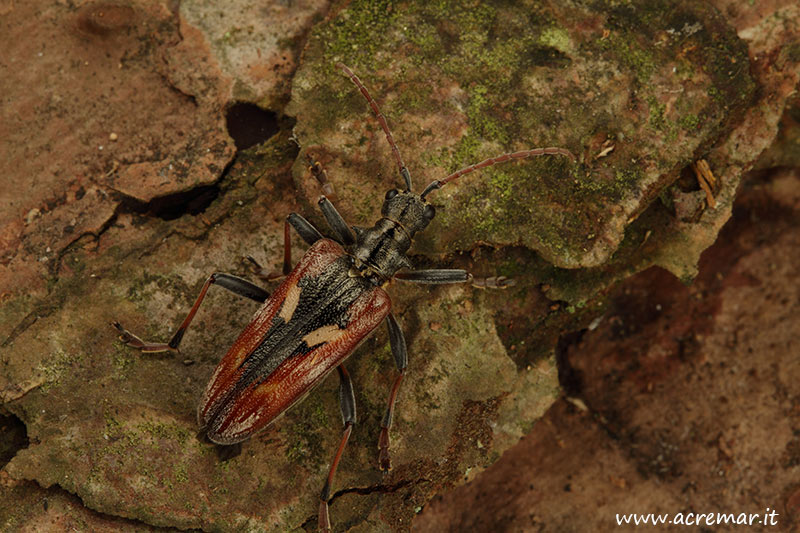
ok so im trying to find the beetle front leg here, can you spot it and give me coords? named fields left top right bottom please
left=307, top=153, right=337, bottom=200
left=113, top=273, right=270, bottom=353
left=305, top=155, right=355, bottom=246
left=318, top=196, right=356, bottom=246
left=378, top=312, right=408, bottom=472
left=319, top=365, right=356, bottom=533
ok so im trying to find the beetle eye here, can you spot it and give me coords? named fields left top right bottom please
left=385, top=189, right=399, bottom=200
left=423, top=204, right=436, bottom=220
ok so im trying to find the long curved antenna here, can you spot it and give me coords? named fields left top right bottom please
left=337, top=63, right=412, bottom=191
left=420, top=147, right=576, bottom=199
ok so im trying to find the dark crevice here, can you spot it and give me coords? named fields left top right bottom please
left=226, top=103, right=280, bottom=150
left=6, top=155, right=230, bottom=345
left=332, top=478, right=418, bottom=499
left=300, top=478, right=420, bottom=531
left=0, top=412, right=28, bottom=469
left=52, top=211, right=120, bottom=277
left=158, top=71, right=199, bottom=108
left=1, top=288, right=70, bottom=348
left=115, top=183, right=222, bottom=220
left=555, top=329, right=587, bottom=398
left=2, top=308, right=41, bottom=348
left=113, top=100, right=284, bottom=218
left=29, top=479, right=203, bottom=532
left=5, top=209, right=121, bottom=347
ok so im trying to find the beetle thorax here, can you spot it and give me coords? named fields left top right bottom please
left=350, top=190, right=436, bottom=283
left=380, top=190, right=435, bottom=234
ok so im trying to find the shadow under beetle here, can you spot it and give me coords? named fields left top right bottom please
left=113, top=63, right=574, bottom=532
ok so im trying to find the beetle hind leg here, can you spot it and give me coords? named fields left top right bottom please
left=319, top=365, right=356, bottom=533
left=378, top=312, right=408, bottom=472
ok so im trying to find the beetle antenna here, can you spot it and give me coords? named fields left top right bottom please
left=337, top=63, right=412, bottom=192
left=420, top=147, right=576, bottom=199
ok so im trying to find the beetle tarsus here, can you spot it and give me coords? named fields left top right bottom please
left=111, top=321, right=133, bottom=342
left=245, top=255, right=284, bottom=282
left=378, top=428, right=392, bottom=472
left=307, top=153, right=337, bottom=201
left=112, top=321, right=175, bottom=353
left=471, top=276, right=516, bottom=289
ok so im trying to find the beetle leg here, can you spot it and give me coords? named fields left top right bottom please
left=244, top=255, right=275, bottom=282
left=305, top=154, right=355, bottom=246
left=378, top=312, right=408, bottom=472
left=394, top=269, right=471, bottom=284
left=470, top=276, right=516, bottom=289
left=318, top=196, right=356, bottom=246
left=395, top=269, right=515, bottom=289
left=307, top=153, right=337, bottom=201
left=288, top=212, right=324, bottom=246
left=112, top=273, right=270, bottom=353
left=319, top=365, right=356, bottom=533
left=247, top=213, right=323, bottom=282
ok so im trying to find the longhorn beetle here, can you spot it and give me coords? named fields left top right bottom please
left=113, top=63, right=574, bottom=532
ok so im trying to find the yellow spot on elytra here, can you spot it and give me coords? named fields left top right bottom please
left=279, top=284, right=302, bottom=323
left=302, top=324, right=341, bottom=348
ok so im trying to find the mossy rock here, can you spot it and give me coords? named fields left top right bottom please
left=288, top=0, right=752, bottom=270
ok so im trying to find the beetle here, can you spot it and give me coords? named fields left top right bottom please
left=113, top=63, right=574, bottom=532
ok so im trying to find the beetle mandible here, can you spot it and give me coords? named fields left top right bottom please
left=113, top=63, right=575, bottom=532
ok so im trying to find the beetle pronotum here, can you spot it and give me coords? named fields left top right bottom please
left=113, top=63, right=574, bottom=532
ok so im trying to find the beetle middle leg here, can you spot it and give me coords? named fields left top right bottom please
left=113, top=273, right=270, bottom=353
left=377, top=312, right=408, bottom=472
left=319, top=365, right=356, bottom=533
left=395, top=269, right=514, bottom=288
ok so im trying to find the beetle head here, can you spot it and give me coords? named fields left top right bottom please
left=381, top=189, right=435, bottom=236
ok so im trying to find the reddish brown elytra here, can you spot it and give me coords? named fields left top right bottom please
left=113, top=63, right=574, bottom=532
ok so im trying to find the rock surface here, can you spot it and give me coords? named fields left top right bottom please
left=288, top=0, right=753, bottom=272
left=0, top=0, right=797, bottom=532
left=414, top=165, right=800, bottom=533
